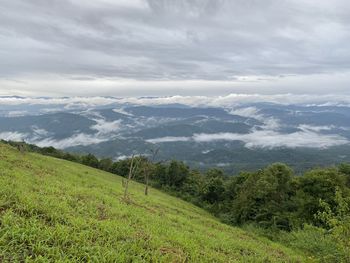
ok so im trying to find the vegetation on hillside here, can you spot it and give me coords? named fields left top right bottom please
left=0, top=142, right=306, bottom=262
left=2, top=140, right=350, bottom=262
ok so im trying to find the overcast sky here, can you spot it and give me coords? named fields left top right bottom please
left=1, top=0, right=350, bottom=97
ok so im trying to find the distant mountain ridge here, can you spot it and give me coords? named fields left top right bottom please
left=0, top=97, right=349, bottom=173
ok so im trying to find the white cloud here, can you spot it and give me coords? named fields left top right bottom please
left=0, top=96, right=117, bottom=107
left=117, top=93, right=350, bottom=107
left=298, top=124, right=335, bottom=132
left=115, top=153, right=145, bottom=161
left=216, top=163, right=230, bottom=167
left=28, top=118, right=123, bottom=149
left=113, top=108, right=134, bottom=116
left=299, top=124, right=350, bottom=133
left=193, top=131, right=348, bottom=149
left=230, top=106, right=280, bottom=130
left=91, top=119, right=122, bottom=135
left=115, top=155, right=131, bottom=161
left=0, top=126, right=116, bottom=149
left=32, top=126, right=50, bottom=137
left=2, top=94, right=350, bottom=109
left=6, top=110, right=28, bottom=117
left=147, top=130, right=349, bottom=149
left=0, top=132, right=27, bottom=141
left=146, top=136, right=191, bottom=143
left=230, top=107, right=260, bottom=118
left=32, top=133, right=108, bottom=149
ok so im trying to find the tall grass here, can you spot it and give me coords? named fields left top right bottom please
left=0, top=143, right=307, bottom=262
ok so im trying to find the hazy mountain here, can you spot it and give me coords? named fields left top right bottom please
left=0, top=97, right=349, bottom=173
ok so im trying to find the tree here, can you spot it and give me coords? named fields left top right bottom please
left=152, top=163, right=168, bottom=187
left=40, top=146, right=61, bottom=157
left=143, top=148, right=159, bottom=195
left=316, top=187, right=350, bottom=260
left=339, top=163, right=350, bottom=187
left=167, top=160, right=189, bottom=188
left=225, top=172, right=249, bottom=201
left=17, top=141, right=26, bottom=155
left=81, top=153, right=99, bottom=168
left=111, top=159, right=130, bottom=177
left=295, top=167, right=348, bottom=226
left=205, top=168, right=225, bottom=179
left=99, top=158, right=113, bottom=172
left=231, top=163, right=295, bottom=230
left=201, top=176, right=225, bottom=204
left=62, top=152, right=79, bottom=162
left=182, top=170, right=204, bottom=197
left=201, top=169, right=226, bottom=204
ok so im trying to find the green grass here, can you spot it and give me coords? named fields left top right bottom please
left=0, top=143, right=310, bottom=262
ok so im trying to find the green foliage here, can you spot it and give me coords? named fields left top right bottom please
left=315, top=188, right=350, bottom=261
left=99, top=158, right=113, bottom=172
left=294, top=168, right=348, bottom=226
left=339, top=163, right=350, bottom=187
left=167, top=160, right=189, bottom=188
left=268, top=224, right=346, bottom=263
left=231, top=164, right=295, bottom=230
left=81, top=153, right=99, bottom=168
left=181, top=170, right=204, bottom=197
left=111, top=158, right=131, bottom=177
left=111, top=156, right=149, bottom=182
left=201, top=173, right=225, bottom=204
left=0, top=143, right=306, bottom=262
left=205, top=168, right=225, bottom=179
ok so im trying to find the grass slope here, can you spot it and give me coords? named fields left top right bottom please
left=0, top=143, right=308, bottom=262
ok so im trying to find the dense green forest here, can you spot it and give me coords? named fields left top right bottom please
left=2, top=139, right=350, bottom=261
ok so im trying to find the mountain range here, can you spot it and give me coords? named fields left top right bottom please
left=1, top=96, right=349, bottom=173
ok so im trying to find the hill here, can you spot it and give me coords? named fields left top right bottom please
left=0, top=143, right=307, bottom=262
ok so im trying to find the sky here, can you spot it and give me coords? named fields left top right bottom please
left=0, top=0, right=350, bottom=97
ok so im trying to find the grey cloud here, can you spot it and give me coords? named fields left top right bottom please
left=1, top=0, right=350, bottom=95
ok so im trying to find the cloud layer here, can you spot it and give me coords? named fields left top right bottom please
left=1, top=0, right=350, bottom=95
left=147, top=130, right=349, bottom=149
left=195, top=130, right=348, bottom=149
left=33, top=133, right=108, bottom=149
left=2, top=94, right=350, bottom=109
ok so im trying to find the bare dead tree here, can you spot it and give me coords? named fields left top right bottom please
left=144, top=147, right=159, bottom=196
left=123, top=155, right=141, bottom=200
left=122, top=178, right=126, bottom=188
left=17, top=141, right=25, bottom=155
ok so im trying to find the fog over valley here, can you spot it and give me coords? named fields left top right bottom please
left=1, top=95, right=349, bottom=173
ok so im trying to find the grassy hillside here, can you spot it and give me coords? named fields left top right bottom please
left=0, top=143, right=308, bottom=262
